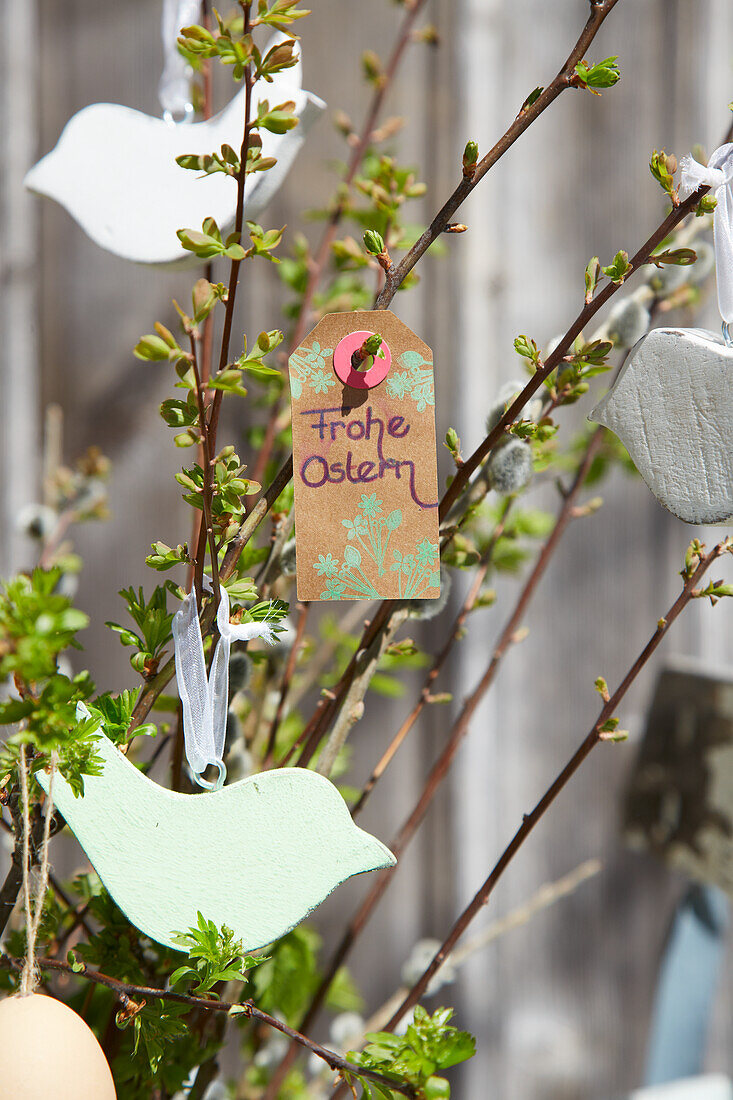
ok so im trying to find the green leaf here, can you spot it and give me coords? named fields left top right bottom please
left=513, top=334, right=540, bottom=364
left=159, top=398, right=197, bottom=429
left=0, top=699, right=34, bottom=724
left=575, top=55, right=620, bottom=92
left=145, top=542, right=189, bottom=572
left=134, top=335, right=174, bottom=362
left=652, top=247, right=697, bottom=267
left=584, top=256, right=601, bottom=303
left=519, top=86, right=543, bottom=112
left=177, top=220, right=228, bottom=259
left=601, top=250, right=631, bottom=284
left=364, top=229, right=386, bottom=255
left=649, top=149, right=677, bottom=200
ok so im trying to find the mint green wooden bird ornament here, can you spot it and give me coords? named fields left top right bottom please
left=37, top=729, right=394, bottom=952
left=36, top=588, right=395, bottom=952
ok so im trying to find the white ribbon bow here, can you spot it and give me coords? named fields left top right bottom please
left=173, top=587, right=276, bottom=788
left=679, top=143, right=733, bottom=324
left=159, top=0, right=200, bottom=121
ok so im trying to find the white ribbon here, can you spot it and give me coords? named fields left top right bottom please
left=159, top=0, right=200, bottom=122
left=679, top=143, right=733, bottom=324
left=173, top=586, right=277, bottom=789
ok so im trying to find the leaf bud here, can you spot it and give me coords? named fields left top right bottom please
left=363, top=230, right=386, bottom=255
left=462, top=140, right=479, bottom=178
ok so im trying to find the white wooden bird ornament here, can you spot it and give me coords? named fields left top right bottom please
left=590, top=144, right=733, bottom=525
left=24, top=33, right=324, bottom=266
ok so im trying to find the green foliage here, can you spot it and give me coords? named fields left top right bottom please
left=364, top=229, right=386, bottom=255
left=362, top=49, right=384, bottom=86
left=650, top=247, right=697, bottom=267
left=695, top=578, right=733, bottom=606
left=87, top=690, right=156, bottom=745
left=450, top=505, right=554, bottom=576
left=106, top=583, right=177, bottom=677
left=251, top=926, right=363, bottom=1026
left=509, top=418, right=557, bottom=442
left=695, top=195, right=717, bottom=216
left=175, top=448, right=261, bottom=543
left=361, top=332, right=384, bottom=358
left=145, top=540, right=190, bottom=572
left=0, top=567, right=88, bottom=683
left=126, top=1001, right=190, bottom=1078
left=176, top=143, right=241, bottom=178
left=574, top=55, right=620, bottom=92
left=177, top=218, right=285, bottom=265
left=346, top=1006, right=476, bottom=1098
left=462, top=140, right=478, bottom=176
left=444, top=427, right=463, bottom=465
left=134, top=322, right=189, bottom=363
left=584, top=256, right=601, bottom=303
left=178, top=5, right=305, bottom=81
left=178, top=216, right=248, bottom=260
left=0, top=568, right=107, bottom=793
left=177, top=278, right=229, bottom=334
left=601, top=249, right=631, bottom=283
left=550, top=338, right=612, bottom=406
left=6, top=2, right=726, bottom=1096
left=681, top=538, right=706, bottom=581
left=253, top=97, right=300, bottom=134
left=171, top=912, right=265, bottom=997
left=649, top=149, right=677, bottom=201
left=0, top=675, right=103, bottom=797
left=513, top=334, right=540, bottom=365
left=235, top=328, right=284, bottom=381
left=519, top=86, right=543, bottom=112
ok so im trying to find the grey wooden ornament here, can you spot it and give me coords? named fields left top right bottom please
left=589, top=327, right=733, bottom=525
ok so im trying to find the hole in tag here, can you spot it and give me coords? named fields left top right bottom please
left=333, top=331, right=392, bottom=390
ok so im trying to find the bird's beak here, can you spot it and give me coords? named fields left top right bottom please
left=353, top=828, right=396, bottom=874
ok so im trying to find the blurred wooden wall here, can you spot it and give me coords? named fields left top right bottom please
left=1, top=1, right=732, bottom=1096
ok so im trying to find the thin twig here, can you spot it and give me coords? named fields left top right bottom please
left=364, top=858, right=602, bottom=1033
left=285, top=602, right=372, bottom=713
left=189, top=334, right=221, bottom=605
left=383, top=541, right=731, bottom=1032
left=206, top=0, right=255, bottom=455
left=263, top=601, right=310, bottom=766
left=374, top=0, right=622, bottom=310
left=316, top=607, right=409, bottom=778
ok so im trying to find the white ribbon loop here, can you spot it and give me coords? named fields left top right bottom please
left=159, top=0, right=200, bottom=122
left=173, top=586, right=277, bottom=789
left=172, top=587, right=215, bottom=782
left=679, top=143, right=733, bottom=323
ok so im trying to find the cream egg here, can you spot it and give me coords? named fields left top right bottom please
left=0, top=993, right=116, bottom=1099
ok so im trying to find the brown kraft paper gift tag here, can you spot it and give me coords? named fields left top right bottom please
left=289, top=310, right=440, bottom=601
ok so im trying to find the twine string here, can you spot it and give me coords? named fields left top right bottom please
left=17, top=745, right=56, bottom=996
